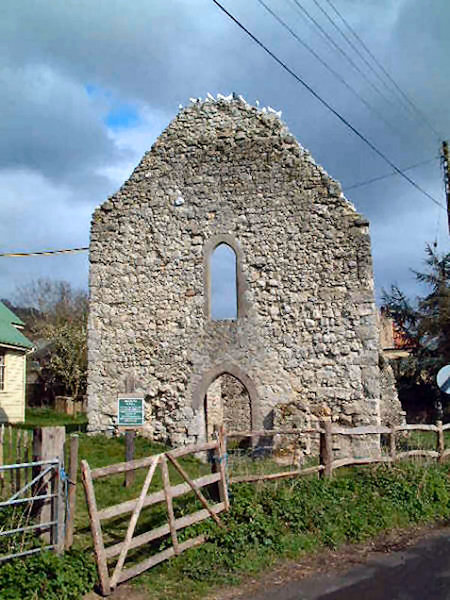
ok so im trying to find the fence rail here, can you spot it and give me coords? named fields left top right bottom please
left=223, top=419, right=450, bottom=484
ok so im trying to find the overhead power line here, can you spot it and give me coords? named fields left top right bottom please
left=212, top=0, right=444, bottom=210
left=321, top=0, right=442, bottom=141
left=257, top=0, right=416, bottom=147
left=0, top=159, right=440, bottom=261
left=311, top=0, right=410, bottom=114
left=344, top=157, right=439, bottom=191
left=0, top=247, right=88, bottom=258
left=289, top=0, right=410, bottom=125
left=289, top=0, right=437, bottom=152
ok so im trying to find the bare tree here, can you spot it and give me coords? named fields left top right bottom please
left=10, top=278, right=88, bottom=400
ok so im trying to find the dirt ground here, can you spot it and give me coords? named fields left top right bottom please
left=84, top=522, right=447, bottom=600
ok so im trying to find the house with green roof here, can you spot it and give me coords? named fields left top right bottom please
left=0, top=301, right=33, bottom=423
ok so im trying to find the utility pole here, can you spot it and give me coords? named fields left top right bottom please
left=441, top=141, right=450, bottom=234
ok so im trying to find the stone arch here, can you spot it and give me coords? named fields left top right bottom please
left=192, top=361, right=259, bottom=431
left=203, top=234, right=248, bottom=320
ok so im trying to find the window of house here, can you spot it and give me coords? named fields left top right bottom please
left=0, top=352, right=5, bottom=391
left=211, top=243, right=238, bottom=321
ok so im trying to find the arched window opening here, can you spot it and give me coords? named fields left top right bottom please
left=210, top=243, right=237, bottom=321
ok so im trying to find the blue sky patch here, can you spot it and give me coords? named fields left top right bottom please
left=85, top=83, right=140, bottom=130
left=104, top=104, right=140, bottom=130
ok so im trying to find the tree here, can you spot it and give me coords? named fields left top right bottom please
left=45, top=320, right=87, bottom=400
left=382, top=244, right=450, bottom=418
left=11, top=279, right=88, bottom=339
left=5, top=278, right=88, bottom=400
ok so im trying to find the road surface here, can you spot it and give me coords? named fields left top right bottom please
left=247, top=528, right=450, bottom=600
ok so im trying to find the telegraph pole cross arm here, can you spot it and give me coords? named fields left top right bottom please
left=442, top=141, right=450, bottom=234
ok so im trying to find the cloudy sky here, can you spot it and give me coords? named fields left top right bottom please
left=1, top=0, right=449, bottom=310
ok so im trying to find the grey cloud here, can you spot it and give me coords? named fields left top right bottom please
left=0, top=64, right=118, bottom=179
left=0, top=0, right=448, bottom=302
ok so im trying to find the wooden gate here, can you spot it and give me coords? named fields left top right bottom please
left=81, top=440, right=229, bottom=595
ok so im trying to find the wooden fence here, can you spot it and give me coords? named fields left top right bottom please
left=81, top=439, right=229, bottom=596
left=0, top=424, right=33, bottom=496
left=225, top=420, right=450, bottom=482
left=80, top=419, right=450, bottom=595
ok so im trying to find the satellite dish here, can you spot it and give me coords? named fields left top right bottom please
left=437, top=365, right=450, bottom=394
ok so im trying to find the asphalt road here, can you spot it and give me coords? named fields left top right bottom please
left=247, top=528, right=450, bottom=600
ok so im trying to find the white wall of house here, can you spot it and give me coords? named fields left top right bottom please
left=0, top=348, right=26, bottom=423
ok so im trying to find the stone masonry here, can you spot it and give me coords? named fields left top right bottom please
left=87, top=95, right=402, bottom=450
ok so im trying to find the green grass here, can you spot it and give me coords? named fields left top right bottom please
left=67, top=435, right=450, bottom=600
left=4, top=427, right=450, bottom=600
left=23, top=407, right=88, bottom=432
left=72, top=434, right=212, bottom=552
left=131, top=462, right=450, bottom=599
left=388, top=430, right=450, bottom=452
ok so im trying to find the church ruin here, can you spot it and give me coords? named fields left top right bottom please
left=87, top=95, right=402, bottom=449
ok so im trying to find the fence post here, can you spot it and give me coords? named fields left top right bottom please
left=216, top=425, right=230, bottom=510
left=389, top=426, right=397, bottom=463
left=124, top=430, right=136, bottom=488
left=23, top=430, right=29, bottom=485
left=8, top=425, right=13, bottom=492
left=15, top=429, right=22, bottom=492
left=436, top=420, right=444, bottom=463
left=65, top=434, right=79, bottom=550
left=320, top=420, right=333, bottom=478
left=0, top=424, right=4, bottom=494
left=32, top=426, right=66, bottom=554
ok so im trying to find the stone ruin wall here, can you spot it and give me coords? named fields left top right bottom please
left=88, top=96, right=402, bottom=456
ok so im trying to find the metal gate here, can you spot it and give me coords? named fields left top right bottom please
left=0, top=458, right=64, bottom=561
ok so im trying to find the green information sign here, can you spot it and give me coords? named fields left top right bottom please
left=117, top=397, right=144, bottom=427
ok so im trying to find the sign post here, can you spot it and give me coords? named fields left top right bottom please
left=117, top=395, right=145, bottom=487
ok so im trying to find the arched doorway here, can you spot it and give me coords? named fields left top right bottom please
left=204, top=373, right=251, bottom=440
left=192, top=362, right=259, bottom=441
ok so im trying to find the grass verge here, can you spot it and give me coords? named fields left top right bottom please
left=131, top=461, right=450, bottom=600
left=23, top=407, right=88, bottom=432
left=3, top=431, right=450, bottom=599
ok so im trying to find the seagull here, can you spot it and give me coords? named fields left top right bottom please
left=255, top=100, right=260, bottom=107
left=207, top=92, right=215, bottom=101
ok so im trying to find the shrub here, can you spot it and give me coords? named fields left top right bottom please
left=166, top=462, right=450, bottom=583
left=0, top=549, right=97, bottom=600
